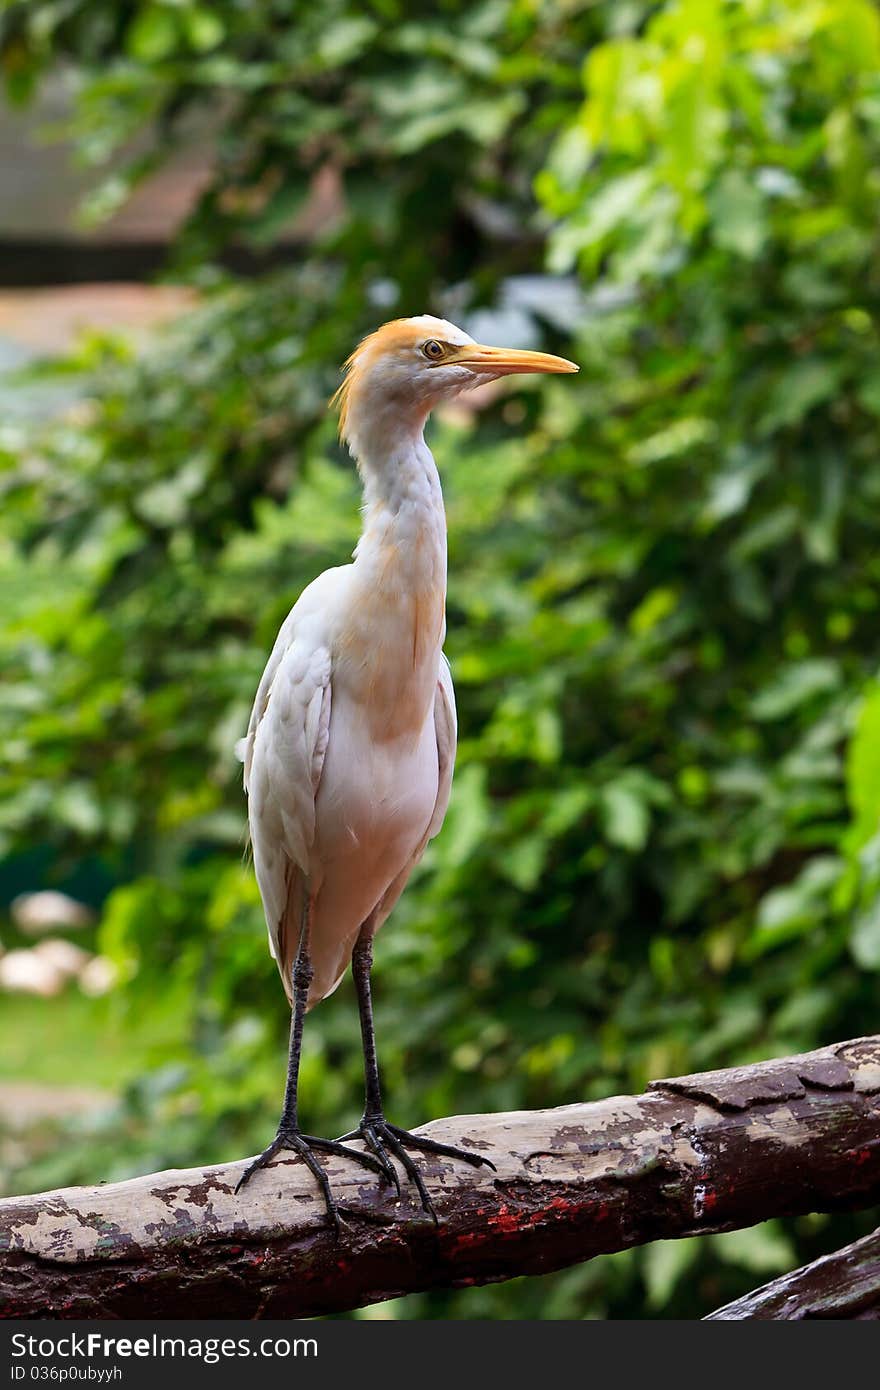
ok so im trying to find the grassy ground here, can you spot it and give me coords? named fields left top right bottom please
left=0, top=988, right=189, bottom=1089
left=0, top=985, right=194, bottom=1198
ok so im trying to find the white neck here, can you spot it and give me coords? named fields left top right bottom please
left=333, top=424, right=447, bottom=738
left=352, top=426, right=447, bottom=605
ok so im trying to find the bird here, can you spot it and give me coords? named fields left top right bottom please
left=235, top=314, right=578, bottom=1223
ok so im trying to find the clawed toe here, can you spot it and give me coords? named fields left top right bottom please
left=235, top=1126, right=393, bottom=1233
left=337, top=1116, right=495, bottom=1222
left=385, top=1123, right=497, bottom=1172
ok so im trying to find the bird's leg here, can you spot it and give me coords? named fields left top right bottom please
left=235, top=891, right=387, bottom=1229
left=337, top=919, right=496, bottom=1222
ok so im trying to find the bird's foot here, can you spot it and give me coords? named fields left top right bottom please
left=337, top=1115, right=496, bottom=1224
left=235, top=1126, right=388, bottom=1233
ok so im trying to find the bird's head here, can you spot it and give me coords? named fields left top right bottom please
left=332, top=314, right=578, bottom=456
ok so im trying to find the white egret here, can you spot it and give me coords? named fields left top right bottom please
left=236, top=315, right=578, bottom=1222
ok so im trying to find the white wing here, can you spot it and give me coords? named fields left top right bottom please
left=240, top=577, right=338, bottom=1001
left=427, top=653, right=457, bottom=840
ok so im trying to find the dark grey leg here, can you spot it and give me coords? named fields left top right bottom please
left=337, top=918, right=496, bottom=1222
left=235, top=891, right=387, bottom=1228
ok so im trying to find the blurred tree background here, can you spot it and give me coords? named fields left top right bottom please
left=2, top=0, right=880, bottom=1318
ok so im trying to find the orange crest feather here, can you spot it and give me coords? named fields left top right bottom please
left=329, top=319, right=429, bottom=440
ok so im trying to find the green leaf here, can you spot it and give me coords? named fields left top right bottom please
left=433, top=764, right=490, bottom=869
left=755, top=857, right=842, bottom=943
left=183, top=8, right=226, bottom=53
left=498, top=836, right=547, bottom=892
left=709, top=170, right=767, bottom=258
left=599, top=778, right=650, bottom=852
left=247, top=177, right=312, bottom=247
left=851, top=896, right=880, bottom=970
left=845, top=685, right=880, bottom=851
left=702, top=447, right=771, bottom=525
left=126, top=7, right=180, bottom=63
left=316, top=18, right=378, bottom=67
left=643, top=1239, right=700, bottom=1310
left=759, top=359, right=845, bottom=435
left=711, top=1222, right=795, bottom=1274
left=750, top=661, right=840, bottom=721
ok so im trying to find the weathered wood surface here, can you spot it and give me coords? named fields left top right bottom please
left=707, top=1226, right=880, bottom=1319
left=2, top=1036, right=878, bottom=1319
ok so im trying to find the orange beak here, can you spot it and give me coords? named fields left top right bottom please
left=444, top=343, right=579, bottom=376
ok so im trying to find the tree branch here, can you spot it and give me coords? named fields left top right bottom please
left=2, top=1036, right=879, bottom=1319
left=707, top=1227, right=880, bottom=1319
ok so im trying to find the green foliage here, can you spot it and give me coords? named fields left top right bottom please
left=2, top=0, right=880, bottom=1317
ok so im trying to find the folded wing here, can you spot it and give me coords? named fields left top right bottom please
left=241, top=607, right=333, bottom=1003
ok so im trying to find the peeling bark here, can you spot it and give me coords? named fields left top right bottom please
left=1, top=1036, right=879, bottom=1319
left=707, top=1227, right=880, bottom=1319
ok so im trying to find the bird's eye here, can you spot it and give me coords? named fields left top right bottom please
left=422, top=340, right=444, bottom=360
